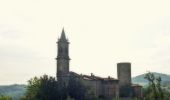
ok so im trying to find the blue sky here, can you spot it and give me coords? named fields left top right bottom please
left=0, top=0, right=170, bottom=84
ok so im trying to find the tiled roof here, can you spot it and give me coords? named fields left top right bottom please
left=70, top=71, right=118, bottom=81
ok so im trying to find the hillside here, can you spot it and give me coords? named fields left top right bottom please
left=132, top=72, right=170, bottom=86
left=0, top=84, right=26, bottom=100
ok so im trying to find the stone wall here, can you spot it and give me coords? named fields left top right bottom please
left=82, top=79, right=119, bottom=100
left=117, top=62, right=131, bottom=87
left=117, top=62, right=132, bottom=97
left=132, top=85, right=143, bottom=98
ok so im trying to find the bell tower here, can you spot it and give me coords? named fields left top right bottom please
left=56, top=29, right=70, bottom=85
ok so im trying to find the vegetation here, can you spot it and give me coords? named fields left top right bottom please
left=132, top=72, right=170, bottom=86
left=143, top=72, right=170, bottom=100
left=21, top=74, right=95, bottom=100
left=0, top=85, right=26, bottom=100
left=1, top=72, right=170, bottom=100
left=21, top=75, right=67, bottom=100
left=0, top=95, right=11, bottom=100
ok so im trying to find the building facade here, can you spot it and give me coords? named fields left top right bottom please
left=56, top=29, right=142, bottom=99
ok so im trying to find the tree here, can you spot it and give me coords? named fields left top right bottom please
left=22, top=75, right=67, bottom=100
left=22, top=74, right=95, bottom=100
left=144, top=72, right=164, bottom=100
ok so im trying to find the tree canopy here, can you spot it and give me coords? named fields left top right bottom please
left=22, top=75, right=67, bottom=100
left=22, top=74, right=94, bottom=100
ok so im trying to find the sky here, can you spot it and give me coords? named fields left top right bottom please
left=0, top=0, right=170, bottom=85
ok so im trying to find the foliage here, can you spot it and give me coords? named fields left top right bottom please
left=22, top=74, right=93, bottom=100
left=132, top=72, right=170, bottom=86
left=22, top=75, right=67, bottom=100
left=0, top=85, right=26, bottom=100
left=144, top=72, right=170, bottom=100
left=0, top=95, right=11, bottom=100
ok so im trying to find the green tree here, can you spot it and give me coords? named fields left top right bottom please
left=22, top=75, right=67, bottom=100
left=22, top=74, right=95, bottom=100
left=144, top=72, right=166, bottom=100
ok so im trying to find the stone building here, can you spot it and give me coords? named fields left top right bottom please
left=56, top=29, right=142, bottom=99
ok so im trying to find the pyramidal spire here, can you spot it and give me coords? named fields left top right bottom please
left=60, top=28, right=67, bottom=41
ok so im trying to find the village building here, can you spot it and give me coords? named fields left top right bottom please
left=56, top=29, right=142, bottom=99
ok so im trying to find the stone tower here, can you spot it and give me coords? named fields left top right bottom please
left=117, top=62, right=132, bottom=97
left=56, top=29, right=70, bottom=85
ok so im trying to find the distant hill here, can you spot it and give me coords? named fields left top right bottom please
left=132, top=72, right=170, bottom=86
left=0, top=84, right=26, bottom=100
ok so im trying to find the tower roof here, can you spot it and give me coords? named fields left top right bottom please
left=60, top=28, right=67, bottom=41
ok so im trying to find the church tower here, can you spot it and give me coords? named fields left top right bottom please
left=56, top=29, right=70, bottom=85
